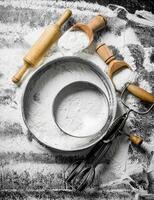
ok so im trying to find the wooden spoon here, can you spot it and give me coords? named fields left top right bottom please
left=96, top=43, right=154, bottom=103
left=73, top=15, right=107, bottom=45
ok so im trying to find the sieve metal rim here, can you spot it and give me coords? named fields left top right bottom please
left=52, top=80, right=110, bottom=138
left=21, top=56, right=117, bottom=152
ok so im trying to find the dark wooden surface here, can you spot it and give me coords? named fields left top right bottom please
left=0, top=0, right=154, bottom=199
left=66, top=0, right=154, bottom=14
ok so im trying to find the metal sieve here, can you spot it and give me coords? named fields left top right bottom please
left=22, top=56, right=117, bottom=151
left=52, top=81, right=109, bottom=138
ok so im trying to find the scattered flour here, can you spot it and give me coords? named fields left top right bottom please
left=0, top=136, right=45, bottom=153
left=99, top=27, right=140, bottom=48
left=7, top=162, right=65, bottom=175
left=135, top=10, right=154, bottom=26
left=24, top=28, right=44, bottom=46
left=58, top=28, right=90, bottom=55
left=0, top=0, right=116, bottom=18
left=0, top=47, right=27, bottom=86
left=112, top=68, right=137, bottom=92
left=139, top=79, right=152, bottom=93
left=148, top=157, right=154, bottom=173
left=119, top=46, right=137, bottom=70
left=127, top=10, right=154, bottom=27
left=143, top=47, right=154, bottom=72
left=108, top=4, right=154, bottom=27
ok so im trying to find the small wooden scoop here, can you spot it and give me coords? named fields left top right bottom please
left=73, top=15, right=107, bottom=45
left=96, top=43, right=154, bottom=103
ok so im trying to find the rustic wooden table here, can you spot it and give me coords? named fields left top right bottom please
left=0, top=0, right=154, bottom=199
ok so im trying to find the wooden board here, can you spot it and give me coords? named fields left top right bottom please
left=0, top=0, right=154, bottom=199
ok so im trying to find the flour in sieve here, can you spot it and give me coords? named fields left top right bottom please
left=25, top=60, right=111, bottom=150
left=54, top=84, right=109, bottom=137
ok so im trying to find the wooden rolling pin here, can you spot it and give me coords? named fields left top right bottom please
left=12, top=9, right=72, bottom=83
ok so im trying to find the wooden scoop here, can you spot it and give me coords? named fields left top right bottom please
left=73, top=15, right=107, bottom=45
left=12, top=9, right=72, bottom=84
left=96, top=43, right=154, bottom=103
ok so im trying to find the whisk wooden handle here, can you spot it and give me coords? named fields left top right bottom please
left=87, top=15, right=107, bottom=32
left=12, top=62, right=31, bottom=83
left=128, top=134, right=143, bottom=145
left=128, top=84, right=154, bottom=103
left=56, top=9, right=72, bottom=26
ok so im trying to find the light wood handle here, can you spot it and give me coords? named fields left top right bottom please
left=12, top=10, right=72, bottom=84
left=127, top=84, right=154, bottom=103
left=87, top=15, right=107, bottom=32
left=128, top=134, right=143, bottom=145
left=56, top=9, right=72, bottom=27
left=12, top=62, right=31, bottom=83
left=96, top=43, right=115, bottom=64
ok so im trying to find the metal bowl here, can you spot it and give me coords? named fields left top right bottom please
left=22, top=56, right=117, bottom=152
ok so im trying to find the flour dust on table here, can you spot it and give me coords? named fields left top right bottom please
left=0, top=0, right=154, bottom=199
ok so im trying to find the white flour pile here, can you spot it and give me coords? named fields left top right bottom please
left=112, top=68, right=137, bottom=91
left=58, top=28, right=90, bottom=55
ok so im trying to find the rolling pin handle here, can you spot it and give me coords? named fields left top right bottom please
left=127, top=84, right=154, bottom=103
left=12, top=62, right=31, bottom=83
left=56, top=9, right=72, bottom=27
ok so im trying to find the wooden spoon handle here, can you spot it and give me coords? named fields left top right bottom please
left=127, top=84, right=154, bottom=103
left=12, top=62, right=31, bottom=83
left=56, top=9, right=72, bottom=27
left=87, top=15, right=107, bottom=32
left=96, top=43, right=154, bottom=103
left=96, top=43, right=115, bottom=64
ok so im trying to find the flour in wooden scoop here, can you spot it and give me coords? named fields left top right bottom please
left=58, top=28, right=90, bottom=55
left=112, top=68, right=137, bottom=91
